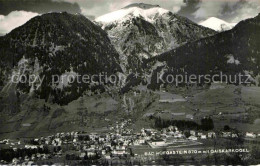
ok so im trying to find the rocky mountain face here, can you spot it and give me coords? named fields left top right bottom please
left=0, top=6, right=259, bottom=106
left=145, top=14, right=260, bottom=89
left=95, top=4, right=216, bottom=73
left=0, top=12, right=121, bottom=105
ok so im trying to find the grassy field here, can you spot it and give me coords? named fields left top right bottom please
left=136, top=84, right=260, bottom=133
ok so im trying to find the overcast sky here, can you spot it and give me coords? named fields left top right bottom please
left=0, top=0, right=259, bottom=35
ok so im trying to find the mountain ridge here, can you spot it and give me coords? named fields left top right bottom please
left=0, top=12, right=122, bottom=105
left=145, top=13, right=260, bottom=89
left=96, top=4, right=216, bottom=73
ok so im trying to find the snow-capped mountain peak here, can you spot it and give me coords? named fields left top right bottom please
left=95, top=3, right=216, bottom=73
left=199, top=17, right=236, bottom=31
left=95, top=4, right=169, bottom=24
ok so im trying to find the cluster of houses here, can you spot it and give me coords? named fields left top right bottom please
left=1, top=119, right=260, bottom=164
left=0, top=139, right=51, bottom=165
left=245, top=132, right=260, bottom=138
left=220, top=131, right=260, bottom=139
left=188, top=130, right=216, bottom=140
left=10, top=153, right=51, bottom=165
left=131, top=126, right=217, bottom=149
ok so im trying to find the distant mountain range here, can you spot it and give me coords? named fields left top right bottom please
left=199, top=17, right=237, bottom=31
left=0, top=3, right=259, bottom=106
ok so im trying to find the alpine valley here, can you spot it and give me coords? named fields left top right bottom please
left=0, top=3, right=260, bottom=151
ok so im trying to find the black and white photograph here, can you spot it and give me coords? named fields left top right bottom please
left=0, top=0, right=260, bottom=165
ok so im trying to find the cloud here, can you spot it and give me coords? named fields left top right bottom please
left=55, top=0, right=189, bottom=16
left=0, top=11, right=38, bottom=35
left=71, top=0, right=260, bottom=24
left=192, top=0, right=260, bottom=23
left=0, top=0, right=81, bottom=15
left=5, top=0, right=257, bottom=25
left=172, top=0, right=186, bottom=13
left=65, top=0, right=137, bottom=17
left=230, top=0, right=260, bottom=23
left=192, top=0, right=237, bottom=19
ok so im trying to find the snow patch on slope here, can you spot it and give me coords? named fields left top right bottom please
left=227, top=55, right=240, bottom=65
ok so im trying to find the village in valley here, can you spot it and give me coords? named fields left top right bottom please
left=0, top=117, right=259, bottom=165
left=1, top=83, right=260, bottom=165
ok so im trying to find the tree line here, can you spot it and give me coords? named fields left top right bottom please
left=154, top=116, right=214, bottom=131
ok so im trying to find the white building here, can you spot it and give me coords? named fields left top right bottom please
left=148, top=139, right=167, bottom=148
left=188, top=136, right=198, bottom=141
left=246, top=132, right=256, bottom=138
left=208, top=132, right=216, bottom=138
left=201, top=135, right=207, bottom=139
left=190, top=130, right=196, bottom=136
left=222, top=132, right=231, bottom=138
